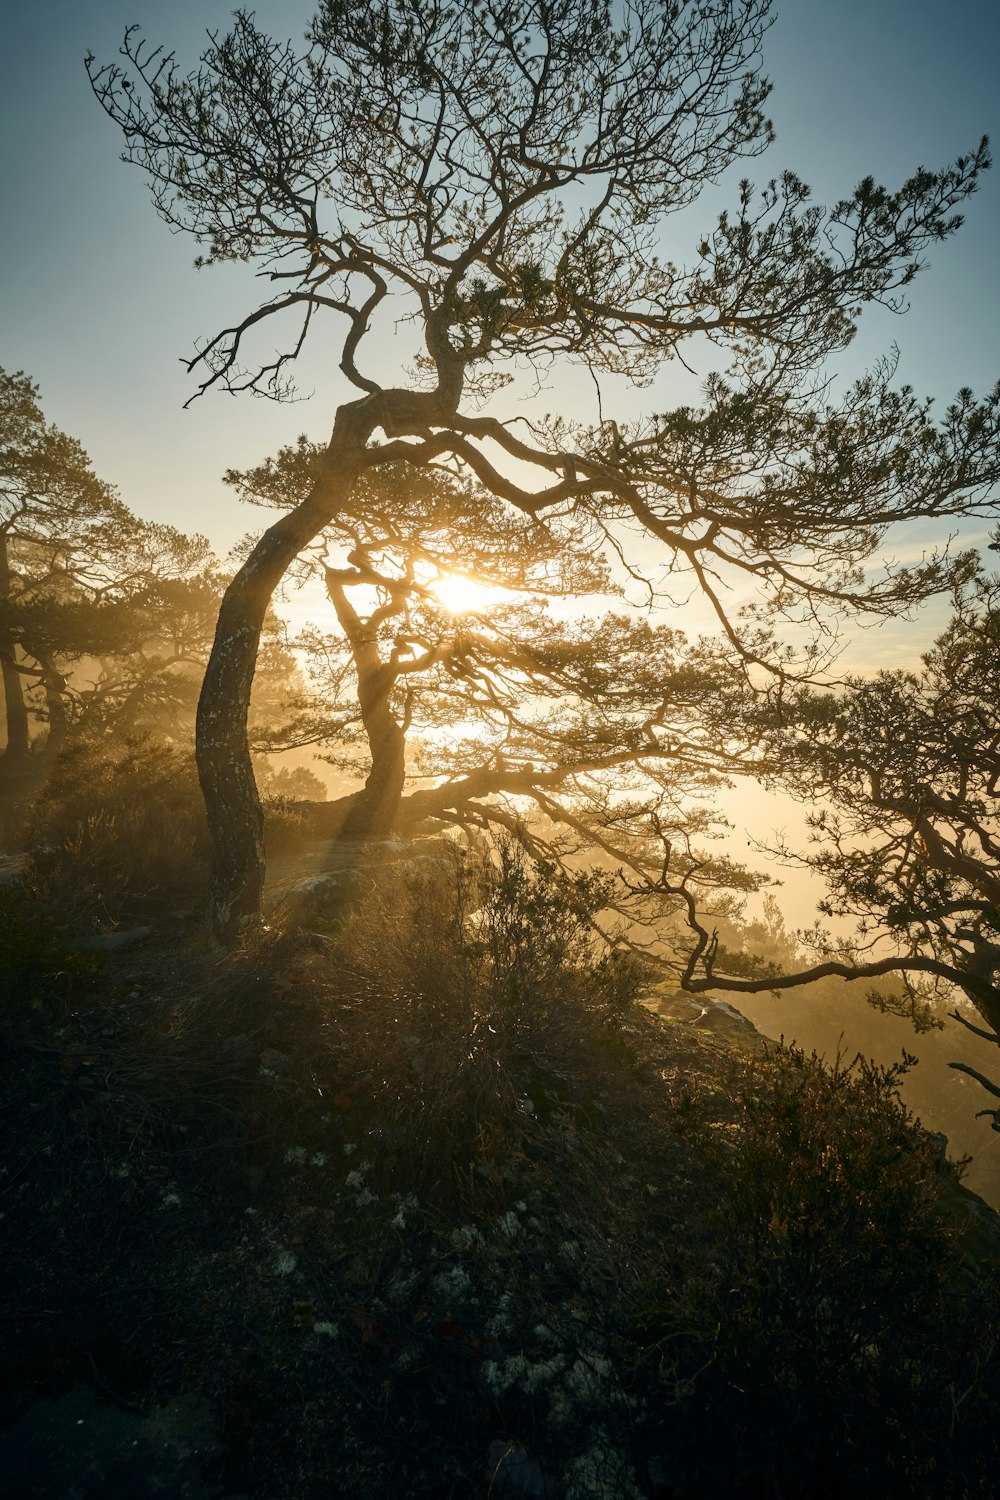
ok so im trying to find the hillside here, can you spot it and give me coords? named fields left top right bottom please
left=2, top=834, right=1000, bottom=1498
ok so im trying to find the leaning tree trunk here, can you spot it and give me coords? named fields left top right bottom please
left=324, top=572, right=408, bottom=842
left=0, top=650, right=29, bottom=766
left=196, top=453, right=360, bottom=940
left=36, top=656, right=69, bottom=761
left=195, top=379, right=460, bottom=943
left=196, top=578, right=271, bottom=942
left=195, top=403, right=381, bottom=942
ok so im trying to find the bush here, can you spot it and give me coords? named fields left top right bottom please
left=5, top=830, right=997, bottom=1499
left=0, top=880, right=100, bottom=1005
left=325, top=842, right=649, bottom=1162
left=262, top=794, right=312, bottom=854
left=196, top=845, right=663, bottom=1496
left=24, top=735, right=209, bottom=924
left=639, top=1044, right=1000, bottom=1496
left=224, top=857, right=999, bottom=1497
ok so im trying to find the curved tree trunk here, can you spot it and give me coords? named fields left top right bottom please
left=195, top=377, right=461, bottom=943
left=197, top=505, right=356, bottom=941
left=196, top=579, right=270, bottom=943
left=324, top=571, right=408, bottom=842
left=194, top=388, right=412, bottom=939
left=197, top=431, right=366, bottom=942
left=0, top=651, right=29, bottom=765
left=37, top=656, right=69, bottom=760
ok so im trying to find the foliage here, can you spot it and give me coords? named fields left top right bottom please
left=0, top=365, right=222, bottom=771
left=328, top=839, right=649, bottom=1160
left=0, top=879, right=100, bottom=1006
left=25, top=736, right=209, bottom=924
left=642, top=1044, right=997, bottom=1495
left=3, top=849, right=998, bottom=1497
left=254, top=759, right=328, bottom=803
left=742, top=569, right=1000, bottom=1123
left=664, top=891, right=1000, bottom=1207
left=254, top=757, right=330, bottom=853
left=260, top=797, right=313, bottom=856
left=87, top=1, right=1000, bottom=937
left=231, top=451, right=770, bottom=943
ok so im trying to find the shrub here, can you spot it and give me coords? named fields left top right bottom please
left=325, top=842, right=649, bottom=1159
left=24, top=735, right=208, bottom=924
left=262, top=794, right=312, bottom=855
left=200, top=845, right=661, bottom=1495
left=0, top=880, right=100, bottom=1005
left=4, top=827, right=998, bottom=1499
left=640, top=1044, right=999, bottom=1496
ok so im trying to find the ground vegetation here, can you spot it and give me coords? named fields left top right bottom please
left=1, top=837, right=997, bottom=1497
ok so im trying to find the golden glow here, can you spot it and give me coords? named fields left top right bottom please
left=429, top=572, right=507, bottom=614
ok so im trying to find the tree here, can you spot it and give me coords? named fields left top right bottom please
left=88, top=1, right=1000, bottom=940
left=0, top=366, right=323, bottom=824
left=228, top=451, right=610, bottom=839
left=0, top=367, right=119, bottom=787
left=720, top=569, right=1000, bottom=1125
left=65, top=570, right=223, bottom=743
left=230, top=447, right=774, bottom=944
left=0, top=369, right=229, bottom=789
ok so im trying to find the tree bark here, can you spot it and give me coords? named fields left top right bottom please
left=338, top=701, right=406, bottom=839
left=195, top=380, right=461, bottom=943
left=36, top=655, right=69, bottom=760
left=324, top=574, right=407, bottom=841
left=197, top=499, right=354, bottom=939
left=196, top=416, right=371, bottom=942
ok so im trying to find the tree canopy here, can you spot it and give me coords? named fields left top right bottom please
left=88, top=0, right=1000, bottom=939
left=735, top=570, right=1000, bottom=1124
left=0, top=367, right=318, bottom=821
left=0, top=367, right=221, bottom=784
left=229, top=448, right=775, bottom=943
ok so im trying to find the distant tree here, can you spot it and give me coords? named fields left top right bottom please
left=89, top=1, right=1000, bottom=939
left=68, top=570, right=222, bottom=743
left=0, top=366, right=120, bottom=786
left=253, top=758, right=328, bottom=803
left=65, top=570, right=316, bottom=760
left=719, top=570, right=1000, bottom=1125
left=0, top=368, right=230, bottom=787
left=657, top=566, right=1000, bottom=1130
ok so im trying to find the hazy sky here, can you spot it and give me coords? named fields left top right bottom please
left=3, top=0, right=998, bottom=561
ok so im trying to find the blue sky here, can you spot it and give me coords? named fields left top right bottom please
left=2, top=0, right=999, bottom=646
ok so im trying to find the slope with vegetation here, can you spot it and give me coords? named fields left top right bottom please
left=2, top=788, right=999, bottom=1497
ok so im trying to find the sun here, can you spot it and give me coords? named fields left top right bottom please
left=429, top=572, right=506, bottom=615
